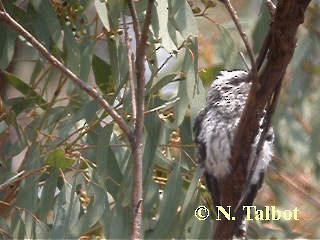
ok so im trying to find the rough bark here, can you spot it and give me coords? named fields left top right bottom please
left=214, top=1, right=312, bottom=239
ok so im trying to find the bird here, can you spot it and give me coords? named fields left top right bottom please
left=193, top=70, right=274, bottom=237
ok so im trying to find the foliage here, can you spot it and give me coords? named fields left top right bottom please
left=0, top=0, right=319, bottom=239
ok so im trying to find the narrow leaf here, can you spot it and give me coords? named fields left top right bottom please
left=92, top=55, right=115, bottom=94
left=95, top=0, right=110, bottom=31
left=3, top=71, right=48, bottom=110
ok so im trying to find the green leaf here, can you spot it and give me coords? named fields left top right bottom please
left=45, top=149, right=74, bottom=168
left=11, top=212, right=26, bottom=239
left=143, top=111, right=163, bottom=184
left=3, top=71, right=48, bottom=110
left=80, top=40, right=94, bottom=81
left=167, top=79, right=189, bottom=129
left=169, top=0, right=199, bottom=38
left=199, top=65, right=223, bottom=87
left=95, top=0, right=110, bottom=32
left=71, top=181, right=107, bottom=237
left=6, top=97, right=39, bottom=115
left=175, top=167, right=201, bottom=238
left=154, top=1, right=179, bottom=51
left=63, top=26, right=80, bottom=74
left=186, top=205, right=213, bottom=239
left=143, top=180, right=160, bottom=231
left=215, top=26, right=236, bottom=67
left=251, top=4, right=271, bottom=53
left=92, top=55, right=115, bottom=94
left=37, top=168, right=59, bottom=220
left=95, top=125, right=123, bottom=196
left=12, top=144, right=42, bottom=239
left=190, top=73, right=206, bottom=127
left=30, top=60, right=45, bottom=85
left=30, top=0, right=61, bottom=41
left=50, top=181, right=80, bottom=239
left=35, top=222, right=50, bottom=239
left=0, top=22, right=17, bottom=69
left=148, top=163, right=183, bottom=238
left=179, top=116, right=195, bottom=170
left=183, top=39, right=198, bottom=100
left=109, top=205, right=131, bottom=238
left=1, top=110, right=27, bottom=156
left=106, top=0, right=126, bottom=29
left=147, top=73, right=177, bottom=96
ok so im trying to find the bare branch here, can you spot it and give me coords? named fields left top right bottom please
left=130, top=0, right=155, bottom=239
left=0, top=10, right=133, bottom=142
left=122, top=14, right=137, bottom=121
left=220, top=0, right=257, bottom=74
left=128, top=0, right=141, bottom=45
left=134, top=0, right=154, bottom=137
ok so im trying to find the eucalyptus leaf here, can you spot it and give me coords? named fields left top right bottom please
left=95, top=0, right=110, bottom=31
left=45, top=149, right=74, bottom=168
left=147, top=73, right=177, bottom=96
left=147, top=162, right=183, bottom=238
left=92, top=55, right=115, bottom=94
left=3, top=71, right=48, bottom=110
left=0, top=22, right=17, bottom=69
left=37, top=168, right=59, bottom=220
left=70, top=182, right=107, bottom=237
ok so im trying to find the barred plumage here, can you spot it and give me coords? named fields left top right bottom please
left=194, top=70, right=274, bottom=236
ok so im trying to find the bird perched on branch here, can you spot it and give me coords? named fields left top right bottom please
left=193, top=70, right=274, bottom=237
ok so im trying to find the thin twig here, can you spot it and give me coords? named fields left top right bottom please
left=147, top=41, right=186, bottom=85
left=156, top=54, right=174, bottom=74
left=0, top=167, right=47, bottom=191
left=0, top=0, right=6, bottom=12
left=122, top=14, right=137, bottom=121
left=220, top=0, right=256, bottom=74
left=128, top=0, right=141, bottom=45
left=0, top=9, right=133, bottom=142
left=138, top=1, right=154, bottom=58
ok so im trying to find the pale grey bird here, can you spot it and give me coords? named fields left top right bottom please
left=193, top=70, right=274, bottom=237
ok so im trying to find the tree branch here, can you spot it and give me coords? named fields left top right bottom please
left=128, top=0, right=141, bottom=46
left=130, top=0, right=155, bottom=239
left=122, top=14, right=137, bottom=121
left=0, top=9, right=133, bottom=142
left=214, top=0, right=312, bottom=238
